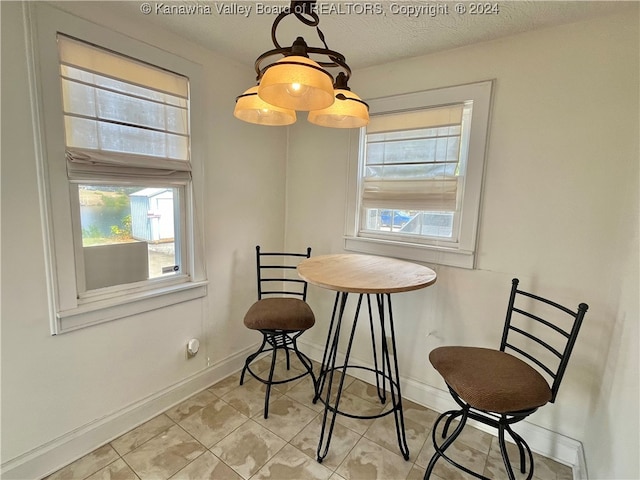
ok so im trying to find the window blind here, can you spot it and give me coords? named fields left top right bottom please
left=366, top=104, right=463, bottom=134
left=362, top=104, right=466, bottom=212
left=57, top=35, right=191, bottom=178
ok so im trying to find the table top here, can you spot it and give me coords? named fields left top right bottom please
left=297, top=254, right=437, bottom=294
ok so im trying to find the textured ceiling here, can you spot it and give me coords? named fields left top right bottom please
left=61, top=1, right=633, bottom=69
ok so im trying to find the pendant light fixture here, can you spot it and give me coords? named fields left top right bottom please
left=307, top=72, right=369, bottom=128
left=234, top=0, right=369, bottom=128
left=234, top=85, right=296, bottom=126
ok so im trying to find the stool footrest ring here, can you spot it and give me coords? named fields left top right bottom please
left=424, top=408, right=535, bottom=480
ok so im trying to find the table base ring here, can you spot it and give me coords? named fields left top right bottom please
left=315, top=365, right=402, bottom=420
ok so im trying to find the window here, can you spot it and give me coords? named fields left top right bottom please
left=59, top=35, right=190, bottom=294
left=345, top=81, right=493, bottom=269
left=31, top=5, right=206, bottom=333
left=75, top=184, right=183, bottom=291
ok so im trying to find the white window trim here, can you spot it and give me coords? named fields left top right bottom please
left=345, top=80, right=494, bottom=269
left=26, top=3, right=207, bottom=334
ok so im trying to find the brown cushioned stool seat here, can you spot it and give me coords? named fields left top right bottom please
left=429, top=346, right=552, bottom=413
left=244, top=298, right=315, bottom=331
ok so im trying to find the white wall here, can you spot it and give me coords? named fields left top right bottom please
left=1, top=2, right=638, bottom=479
left=285, top=9, right=639, bottom=479
left=0, top=1, right=287, bottom=475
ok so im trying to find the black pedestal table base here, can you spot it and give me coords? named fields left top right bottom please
left=314, top=291, right=410, bottom=462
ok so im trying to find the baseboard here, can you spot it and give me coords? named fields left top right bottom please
left=299, top=339, right=587, bottom=479
left=2, top=340, right=587, bottom=480
left=0, top=344, right=256, bottom=480
left=573, top=442, right=589, bottom=480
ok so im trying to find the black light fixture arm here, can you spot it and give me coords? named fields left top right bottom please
left=271, top=4, right=321, bottom=47
left=254, top=0, right=353, bottom=83
left=334, top=73, right=369, bottom=109
left=254, top=44, right=350, bottom=79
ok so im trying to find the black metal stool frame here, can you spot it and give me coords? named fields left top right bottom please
left=240, top=328, right=317, bottom=418
left=313, top=290, right=410, bottom=463
left=426, top=391, right=538, bottom=480
left=240, top=246, right=317, bottom=419
left=424, top=279, right=588, bottom=480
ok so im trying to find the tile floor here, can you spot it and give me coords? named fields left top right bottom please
left=45, top=356, right=573, bottom=480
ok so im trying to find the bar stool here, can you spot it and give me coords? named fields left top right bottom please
left=425, top=278, right=588, bottom=479
left=240, top=245, right=317, bottom=418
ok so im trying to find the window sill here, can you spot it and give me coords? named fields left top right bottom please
left=344, top=236, right=475, bottom=269
left=54, top=280, right=208, bottom=334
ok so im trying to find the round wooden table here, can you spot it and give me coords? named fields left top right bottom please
left=297, top=254, right=437, bottom=462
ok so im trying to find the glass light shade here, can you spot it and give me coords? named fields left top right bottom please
left=307, top=89, right=369, bottom=128
left=234, top=86, right=296, bottom=126
left=258, top=56, right=335, bottom=111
